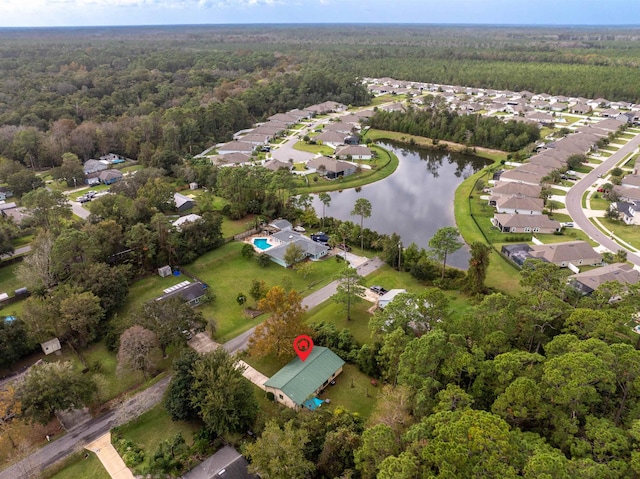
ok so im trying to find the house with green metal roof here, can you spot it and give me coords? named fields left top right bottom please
left=264, top=346, right=345, bottom=410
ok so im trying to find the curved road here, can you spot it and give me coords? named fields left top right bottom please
left=565, top=133, right=640, bottom=267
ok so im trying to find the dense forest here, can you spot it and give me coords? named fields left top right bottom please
left=367, top=104, right=541, bottom=151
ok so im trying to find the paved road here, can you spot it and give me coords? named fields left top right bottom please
left=69, top=199, right=91, bottom=219
left=565, top=133, right=640, bottom=267
left=222, top=257, right=385, bottom=356
left=0, top=376, right=171, bottom=479
left=0, top=245, right=31, bottom=261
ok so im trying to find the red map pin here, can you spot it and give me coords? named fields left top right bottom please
left=293, top=335, right=314, bottom=362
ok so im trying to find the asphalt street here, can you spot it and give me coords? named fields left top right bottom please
left=564, top=133, right=640, bottom=267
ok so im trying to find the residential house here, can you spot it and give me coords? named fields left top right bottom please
left=335, top=145, right=373, bottom=160
left=494, top=195, right=544, bottom=215
left=621, top=174, right=640, bottom=189
left=237, top=133, right=270, bottom=146
left=265, top=230, right=330, bottom=267
left=174, top=192, right=195, bottom=213
left=214, top=152, right=252, bottom=166
left=613, top=185, right=640, bottom=202
left=316, top=130, right=348, bottom=148
left=613, top=201, right=640, bottom=225
left=588, top=98, right=611, bottom=109
left=492, top=213, right=561, bottom=234
left=571, top=103, right=592, bottom=115
left=489, top=182, right=542, bottom=204
left=268, top=219, right=292, bottom=232
left=550, top=102, right=568, bottom=112
left=599, top=108, right=622, bottom=118
left=1, top=206, right=29, bottom=225
left=156, top=281, right=208, bottom=307
left=267, top=112, right=301, bottom=125
left=182, top=446, right=258, bottom=479
left=216, top=140, right=255, bottom=155
left=83, top=159, right=109, bottom=175
left=528, top=241, right=602, bottom=267
left=528, top=155, right=566, bottom=171
left=264, top=346, right=345, bottom=410
left=98, top=169, right=123, bottom=185
left=308, top=157, right=356, bottom=179
left=250, top=124, right=285, bottom=138
left=323, top=122, right=354, bottom=134
left=498, top=168, right=547, bottom=186
left=569, top=263, right=640, bottom=295
left=172, top=214, right=202, bottom=231
left=263, top=159, right=292, bottom=172
left=378, top=289, right=407, bottom=309
left=525, top=111, right=555, bottom=125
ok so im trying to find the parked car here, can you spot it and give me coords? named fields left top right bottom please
left=563, top=222, right=574, bottom=228
left=370, top=285, right=387, bottom=295
left=293, top=225, right=306, bottom=233
left=311, top=233, right=330, bottom=244
left=337, top=243, right=351, bottom=252
left=77, top=195, right=91, bottom=203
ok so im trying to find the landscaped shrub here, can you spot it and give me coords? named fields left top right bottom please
left=112, top=435, right=144, bottom=468
left=266, top=391, right=275, bottom=401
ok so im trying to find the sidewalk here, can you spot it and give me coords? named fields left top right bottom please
left=85, top=432, right=134, bottom=479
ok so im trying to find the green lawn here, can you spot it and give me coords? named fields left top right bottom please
left=45, top=451, right=110, bottom=479
left=221, top=215, right=257, bottom=238
left=454, top=166, right=523, bottom=294
left=573, top=165, right=593, bottom=174
left=114, top=404, right=200, bottom=475
left=0, top=262, right=25, bottom=296
left=369, top=94, right=394, bottom=106
left=68, top=183, right=111, bottom=200
left=116, top=273, right=193, bottom=319
left=560, top=115, right=582, bottom=125
left=589, top=195, right=611, bottom=211
left=293, top=141, right=334, bottom=156
left=183, top=242, right=344, bottom=341
left=536, top=229, right=598, bottom=246
left=321, top=364, right=380, bottom=420
left=599, top=218, right=640, bottom=250
left=305, top=296, right=373, bottom=346
left=550, top=188, right=567, bottom=196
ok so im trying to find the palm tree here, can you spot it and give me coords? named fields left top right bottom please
left=319, top=192, right=331, bottom=230
left=350, top=198, right=372, bottom=250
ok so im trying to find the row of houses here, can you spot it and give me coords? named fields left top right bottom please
left=364, top=77, right=640, bottom=124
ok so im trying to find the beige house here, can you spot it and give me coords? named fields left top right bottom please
left=495, top=195, right=544, bottom=215
left=492, top=214, right=561, bottom=234
left=570, top=263, right=640, bottom=295
left=528, top=241, right=602, bottom=267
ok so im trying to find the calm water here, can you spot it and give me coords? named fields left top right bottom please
left=312, top=142, right=490, bottom=269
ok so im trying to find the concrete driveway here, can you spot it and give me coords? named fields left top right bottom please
left=85, top=433, right=134, bottom=479
left=237, top=360, right=269, bottom=390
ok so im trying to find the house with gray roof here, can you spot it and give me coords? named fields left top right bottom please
left=217, top=140, right=255, bottom=155
left=498, top=168, right=546, bottom=186
left=174, top=192, right=195, bottom=212
left=528, top=241, right=602, bottom=267
left=495, top=195, right=544, bottom=215
left=335, top=145, right=373, bottom=160
left=489, top=182, right=542, bottom=204
left=621, top=174, right=640, bottom=189
left=492, top=214, right=561, bottom=234
left=156, top=281, right=208, bottom=307
left=265, top=230, right=329, bottom=267
left=214, top=152, right=252, bottom=166
left=83, top=159, right=109, bottom=175
left=308, top=157, right=356, bottom=179
left=316, top=130, right=348, bottom=148
left=98, top=169, right=123, bottom=185
left=569, top=263, right=640, bottom=295
left=263, top=159, right=292, bottom=172
left=613, top=201, right=640, bottom=225
left=264, top=346, right=345, bottom=410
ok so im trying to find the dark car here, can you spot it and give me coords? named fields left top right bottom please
left=337, top=243, right=351, bottom=252
left=311, top=233, right=330, bottom=244
left=78, top=195, right=91, bottom=203
left=370, top=285, right=385, bottom=295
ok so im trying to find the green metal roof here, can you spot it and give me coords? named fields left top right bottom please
left=264, top=346, right=345, bottom=406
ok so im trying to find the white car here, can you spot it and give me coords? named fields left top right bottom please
left=293, top=226, right=306, bottom=232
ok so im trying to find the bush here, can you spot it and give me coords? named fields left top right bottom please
left=113, top=436, right=144, bottom=468
left=241, top=243, right=255, bottom=259
left=266, top=391, right=275, bottom=401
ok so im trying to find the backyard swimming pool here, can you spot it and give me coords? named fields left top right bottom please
left=252, top=237, right=272, bottom=251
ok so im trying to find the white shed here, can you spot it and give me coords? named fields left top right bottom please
left=41, top=338, right=62, bottom=355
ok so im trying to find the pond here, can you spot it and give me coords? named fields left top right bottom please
left=312, top=141, right=491, bottom=269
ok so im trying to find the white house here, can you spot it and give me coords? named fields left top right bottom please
left=378, top=289, right=407, bottom=309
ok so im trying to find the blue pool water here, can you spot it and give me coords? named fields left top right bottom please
left=253, top=238, right=271, bottom=250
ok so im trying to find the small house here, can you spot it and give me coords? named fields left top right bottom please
left=156, top=281, right=207, bottom=307
left=172, top=214, right=202, bottom=231
left=174, top=193, right=195, bottom=213
left=264, top=346, right=345, bottom=411
left=98, top=169, right=123, bottom=185
left=378, top=289, right=407, bottom=309
left=158, top=265, right=172, bottom=278
left=335, top=145, right=373, bottom=160
left=41, top=338, right=62, bottom=355
left=308, top=157, right=356, bottom=180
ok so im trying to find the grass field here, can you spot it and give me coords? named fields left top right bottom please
left=183, top=242, right=344, bottom=341
left=293, top=141, right=334, bottom=156
left=305, top=296, right=373, bottom=346
left=0, top=262, right=24, bottom=296
left=45, top=451, right=110, bottom=479
left=589, top=195, right=611, bottom=211
left=599, top=218, right=640, bottom=250
left=321, top=364, right=380, bottom=419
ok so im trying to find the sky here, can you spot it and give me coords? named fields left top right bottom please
left=1, top=0, right=640, bottom=28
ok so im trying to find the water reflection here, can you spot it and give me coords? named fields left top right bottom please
left=311, top=141, right=490, bottom=269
